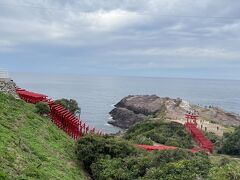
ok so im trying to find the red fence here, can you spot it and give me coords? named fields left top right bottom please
left=16, top=88, right=103, bottom=139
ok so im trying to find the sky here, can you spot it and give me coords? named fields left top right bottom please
left=0, top=0, right=240, bottom=80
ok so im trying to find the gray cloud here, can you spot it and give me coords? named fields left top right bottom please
left=0, top=0, right=240, bottom=79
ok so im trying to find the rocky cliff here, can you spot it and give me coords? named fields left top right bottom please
left=0, top=79, right=18, bottom=98
left=109, top=95, right=240, bottom=129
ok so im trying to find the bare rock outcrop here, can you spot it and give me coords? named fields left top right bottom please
left=0, top=79, right=18, bottom=98
left=109, top=95, right=240, bottom=129
left=109, top=95, right=170, bottom=128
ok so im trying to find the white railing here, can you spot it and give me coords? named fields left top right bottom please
left=0, top=70, right=9, bottom=79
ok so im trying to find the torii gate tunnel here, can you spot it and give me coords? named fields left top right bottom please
left=184, top=113, right=214, bottom=153
left=16, top=88, right=48, bottom=104
left=16, top=88, right=104, bottom=139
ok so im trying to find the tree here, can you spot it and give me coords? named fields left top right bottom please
left=76, top=135, right=139, bottom=171
left=35, top=102, right=50, bottom=115
left=76, top=135, right=211, bottom=180
left=219, top=126, right=240, bottom=155
left=55, top=98, right=80, bottom=114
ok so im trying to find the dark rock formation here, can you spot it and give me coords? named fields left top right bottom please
left=109, top=107, right=147, bottom=129
left=109, top=95, right=167, bottom=129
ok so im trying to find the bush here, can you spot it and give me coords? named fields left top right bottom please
left=89, top=148, right=210, bottom=180
left=76, top=135, right=139, bottom=171
left=142, top=157, right=211, bottom=180
left=124, top=121, right=193, bottom=148
left=35, top=102, right=50, bottom=115
left=55, top=98, right=80, bottom=114
left=91, top=157, right=132, bottom=180
left=76, top=135, right=211, bottom=180
left=208, top=162, right=240, bottom=180
left=205, top=132, right=221, bottom=152
left=132, top=135, right=153, bottom=145
left=219, top=126, right=240, bottom=155
left=91, top=155, right=152, bottom=180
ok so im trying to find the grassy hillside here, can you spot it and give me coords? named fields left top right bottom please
left=0, top=93, right=88, bottom=179
left=123, top=120, right=194, bottom=148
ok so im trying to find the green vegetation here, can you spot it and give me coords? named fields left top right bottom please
left=55, top=98, right=80, bottom=114
left=76, top=135, right=211, bottom=180
left=0, top=93, right=87, bottom=179
left=75, top=115, right=240, bottom=180
left=76, top=135, right=139, bottom=171
left=204, top=132, right=222, bottom=151
left=2, top=91, right=240, bottom=180
left=35, top=102, right=50, bottom=115
left=208, top=162, right=240, bottom=180
left=209, top=155, right=240, bottom=180
left=124, top=120, right=193, bottom=148
left=218, top=126, right=240, bottom=155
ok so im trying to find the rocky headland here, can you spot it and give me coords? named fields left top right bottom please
left=109, top=95, right=240, bottom=130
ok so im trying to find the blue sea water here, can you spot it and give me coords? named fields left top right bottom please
left=11, top=73, right=240, bottom=133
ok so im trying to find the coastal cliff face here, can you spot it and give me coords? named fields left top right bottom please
left=109, top=95, right=168, bottom=128
left=0, top=79, right=18, bottom=98
left=109, top=95, right=240, bottom=129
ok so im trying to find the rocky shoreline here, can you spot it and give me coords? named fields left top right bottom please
left=108, top=95, right=240, bottom=129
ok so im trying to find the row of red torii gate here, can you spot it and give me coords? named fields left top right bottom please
left=16, top=88, right=104, bottom=139
left=16, top=87, right=214, bottom=153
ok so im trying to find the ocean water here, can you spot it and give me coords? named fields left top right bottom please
left=11, top=73, right=240, bottom=133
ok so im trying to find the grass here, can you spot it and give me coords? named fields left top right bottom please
left=123, top=119, right=194, bottom=148
left=210, top=154, right=240, bottom=166
left=0, top=93, right=88, bottom=180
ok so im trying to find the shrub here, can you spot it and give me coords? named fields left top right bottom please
left=76, top=135, right=139, bottom=171
left=132, top=135, right=153, bottom=145
left=208, top=162, right=240, bottom=180
left=219, top=126, right=240, bottom=155
left=55, top=98, right=80, bottom=114
left=142, top=157, right=211, bottom=180
left=76, top=134, right=211, bottom=180
left=35, top=102, right=50, bottom=115
left=88, top=147, right=210, bottom=180
left=91, top=157, right=131, bottom=180
left=124, top=121, right=193, bottom=148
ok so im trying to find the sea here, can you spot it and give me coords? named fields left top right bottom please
left=11, top=73, right=240, bottom=134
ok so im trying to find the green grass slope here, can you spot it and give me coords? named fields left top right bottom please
left=0, top=93, right=88, bottom=180
left=123, top=120, right=194, bottom=148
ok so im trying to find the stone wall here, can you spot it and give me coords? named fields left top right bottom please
left=0, top=79, right=18, bottom=98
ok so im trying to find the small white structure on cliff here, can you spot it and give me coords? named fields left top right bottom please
left=0, top=70, right=10, bottom=81
left=0, top=70, right=18, bottom=98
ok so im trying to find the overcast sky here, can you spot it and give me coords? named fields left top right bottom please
left=0, top=0, right=240, bottom=80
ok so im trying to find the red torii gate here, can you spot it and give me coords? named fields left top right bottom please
left=185, top=113, right=198, bottom=125
left=16, top=88, right=48, bottom=104
left=184, top=113, right=214, bottom=153
left=16, top=88, right=104, bottom=139
left=185, top=122, right=214, bottom=153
